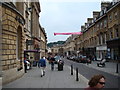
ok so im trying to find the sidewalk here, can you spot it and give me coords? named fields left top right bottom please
left=84, top=61, right=119, bottom=76
left=3, top=62, right=88, bottom=88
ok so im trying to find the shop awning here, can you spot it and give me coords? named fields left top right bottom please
left=24, top=50, right=40, bottom=52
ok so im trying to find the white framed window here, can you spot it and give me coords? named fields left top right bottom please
left=104, top=20, right=107, bottom=28
left=114, top=11, right=118, bottom=19
left=100, top=22, right=103, bottom=29
left=109, top=15, right=112, bottom=22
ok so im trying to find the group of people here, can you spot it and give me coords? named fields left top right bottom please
left=37, top=55, right=57, bottom=77
left=24, top=56, right=106, bottom=90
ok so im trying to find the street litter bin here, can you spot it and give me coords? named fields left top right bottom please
left=58, top=60, right=64, bottom=71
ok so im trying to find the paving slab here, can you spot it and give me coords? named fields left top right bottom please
left=3, top=63, right=88, bottom=88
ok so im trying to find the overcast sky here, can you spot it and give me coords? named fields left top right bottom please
left=39, top=0, right=112, bottom=43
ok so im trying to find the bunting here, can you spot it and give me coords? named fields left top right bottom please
left=54, top=32, right=82, bottom=35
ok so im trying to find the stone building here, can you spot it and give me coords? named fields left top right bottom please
left=64, top=35, right=76, bottom=56
left=39, top=26, right=47, bottom=58
left=106, top=1, right=120, bottom=60
left=50, top=45, right=59, bottom=56
left=74, top=1, right=120, bottom=61
left=24, top=2, right=41, bottom=62
left=1, top=1, right=47, bottom=85
left=1, top=2, right=25, bottom=84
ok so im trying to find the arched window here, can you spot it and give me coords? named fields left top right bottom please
left=16, top=26, right=22, bottom=60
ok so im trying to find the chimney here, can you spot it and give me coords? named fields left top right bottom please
left=87, top=18, right=93, bottom=25
left=101, top=2, right=111, bottom=11
left=93, top=11, right=100, bottom=19
left=85, top=23, right=88, bottom=29
left=81, top=25, right=85, bottom=32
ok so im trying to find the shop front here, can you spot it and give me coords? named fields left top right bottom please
left=106, top=38, right=120, bottom=60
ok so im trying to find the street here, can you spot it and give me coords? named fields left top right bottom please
left=64, top=58, right=120, bottom=89
left=2, top=58, right=120, bottom=89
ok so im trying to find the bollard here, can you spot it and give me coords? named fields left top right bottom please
left=116, top=63, right=119, bottom=73
left=71, top=65, right=73, bottom=75
left=76, top=67, right=79, bottom=81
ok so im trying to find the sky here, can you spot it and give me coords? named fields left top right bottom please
left=39, top=0, right=112, bottom=43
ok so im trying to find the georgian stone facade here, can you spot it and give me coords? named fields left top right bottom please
left=62, top=1, right=120, bottom=61
left=1, top=2, right=25, bottom=84
left=39, top=26, right=47, bottom=58
left=1, top=1, right=47, bottom=85
left=76, top=1, right=120, bottom=60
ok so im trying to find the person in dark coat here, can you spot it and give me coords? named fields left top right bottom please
left=50, top=56, right=55, bottom=71
left=24, top=58, right=27, bottom=73
left=84, top=74, right=105, bottom=90
left=38, top=56, right=46, bottom=77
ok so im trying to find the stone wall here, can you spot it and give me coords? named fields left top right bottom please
left=1, top=3, right=25, bottom=85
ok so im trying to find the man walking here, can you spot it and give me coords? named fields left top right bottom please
left=38, top=56, right=46, bottom=77
left=50, top=56, right=55, bottom=71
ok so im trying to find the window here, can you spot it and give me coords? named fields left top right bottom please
left=100, top=10, right=104, bottom=16
left=103, top=8, right=107, bottom=14
left=109, top=15, right=112, bottom=22
left=116, top=28, right=119, bottom=37
left=104, top=20, right=107, bottom=28
left=114, top=11, right=118, bottom=20
left=98, top=35, right=101, bottom=45
left=100, top=22, right=103, bottom=29
left=97, top=23, right=99, bottom=30
left=110, top=30, right=113, bottom=39
left=16, top=26, right=22, bottom=60
left=102, top=34, right=105, bottom=44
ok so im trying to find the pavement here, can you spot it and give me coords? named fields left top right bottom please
left=84, top=60, right=120, bottom=76
left=2, top=62, right=88, bottom=89
left=2, top=59, right=120, bottom=89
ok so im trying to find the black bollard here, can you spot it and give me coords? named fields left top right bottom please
left=71, top=65, right=73, bottom=75
left=116, top=63, right=119, bottom=73
left=76, top=67, right=79, bottom=81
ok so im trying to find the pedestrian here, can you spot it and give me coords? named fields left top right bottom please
left=50, top=56, right=55, bottom=71
left=24, top=58, right=27, bottom=73
left=38, top=56, right=46, bottom=77
left=84, top=74, right=105, bottom=90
